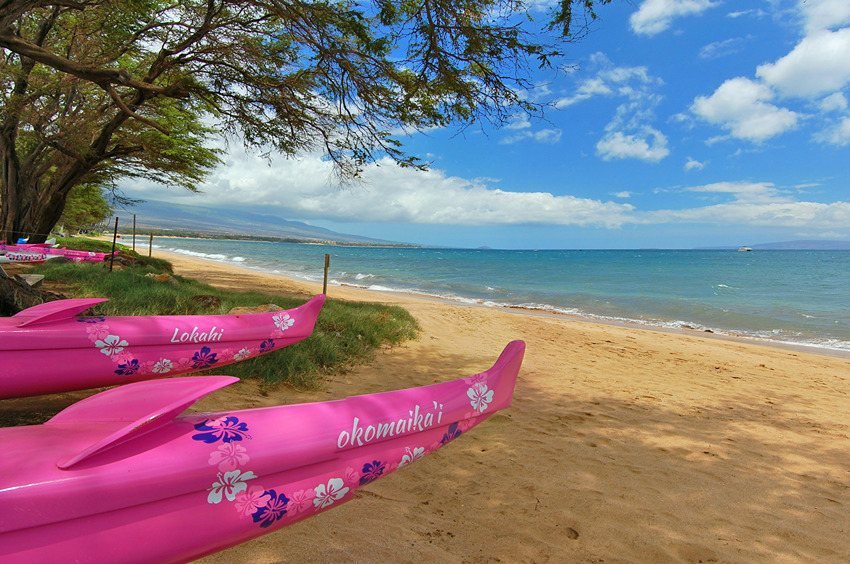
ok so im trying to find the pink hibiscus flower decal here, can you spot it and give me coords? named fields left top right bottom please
left=287, top=489, right=316, bottom=515
left=343, top=466, right=359, bottom=486
left=208, top=443, right=250, bottom=472
left=234, top=485, right=270, bottom=518
left=86, top=324, right=110, bottom=341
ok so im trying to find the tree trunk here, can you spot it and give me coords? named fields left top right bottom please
left=0, top=147, right=83, bottom=244
left=0, top=271, right=64, bottom=316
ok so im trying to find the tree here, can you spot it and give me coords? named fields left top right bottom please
left=57, top=182, right=111, bottom=233
left=0, top=0, right=610, bottom=242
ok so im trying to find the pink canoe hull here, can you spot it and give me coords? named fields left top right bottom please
left=0, top=244, right=111, bottom=262
left=0, top=341, right=525, bottom=562
left=0, top=295, right=325, bottom=398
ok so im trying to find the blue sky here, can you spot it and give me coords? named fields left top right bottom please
left=127, top=0, right=850, bottom=249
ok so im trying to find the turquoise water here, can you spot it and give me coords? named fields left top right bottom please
left=154, top=238, right=850, bottom=352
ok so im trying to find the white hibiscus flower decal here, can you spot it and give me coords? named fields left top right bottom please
left=94, top=334, right=128, bottom=357
left=313, top=478, right=349, bottom=509
left=151, top=358, right=173, bottom=374
left=233, top=348, right=251, bottom=361
left=272, top=312, right=295, bottom=331
left=467, top=383, right=495, bottom=413
left=399, top=446, right=425, bottom=467
left=207, top=469, right=257, bottom=504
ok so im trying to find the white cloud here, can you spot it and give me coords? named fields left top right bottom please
left=554, top=77, right=613, bottom=108
left=756, top=28, right=850, bottom=98
left=645, top=181, right=850, bottom=228
left=691, top=77, right=799, bottom=141
left=815, top=116, right=850, bottom=145
left=613, top=191, right=632, bottom=198
left=800, top=0, right=850, bottom=33
left=630, top=0, right=718, bottom=36
left=553, top=55, right=656, bottom=109
left=505, top=114, right=531, bottom=130
left=727, top=9, right=766, bottom=19
left=820, top=92, right=848, bottom=112
left=699, top=37, right=750, bottom=60
left=684, top=157, right=705, bottom=171
left=501, top=128, right=562, bottom=145
left=556, top=53, right=668, bottom=162
left=125, top=144, right=850, bottom=232
left=596, top=128, right=670, bottom=162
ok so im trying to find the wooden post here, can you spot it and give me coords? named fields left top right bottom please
left=109, top=216, right=119, bottom=272
left=132, top=214, right=136, bottom=251
left=322, top=253, right=330, bottom=295
left=148, top=233, right=153, bottom=257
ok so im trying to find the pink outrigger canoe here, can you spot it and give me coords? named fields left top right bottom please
left=0, top=295, right=325, bottom=399
left=0, top=251, right=61, bottom=264
left=0, top=341, right=525, bottom=562
left=0, top=244, right=113, bottom=262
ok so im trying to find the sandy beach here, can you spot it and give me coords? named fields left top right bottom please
left=108, top=249, right=850, bottom=563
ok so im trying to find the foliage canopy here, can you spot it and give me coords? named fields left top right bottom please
left=0, top=0, right=610, bottom=241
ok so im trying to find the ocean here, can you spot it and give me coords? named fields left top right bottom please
left=152, top=237, right=850, bottom=353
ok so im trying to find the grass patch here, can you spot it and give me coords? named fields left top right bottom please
left=55, top=235, right=173, bottom=272
left=31, top=260, right=419, bottom=388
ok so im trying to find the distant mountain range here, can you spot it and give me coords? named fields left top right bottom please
left=112, top=199, right=406, bottom=246
left=697, top=240, right=850, bottom=250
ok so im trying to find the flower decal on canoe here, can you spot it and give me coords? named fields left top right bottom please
left=287, top=489, right=316, bottom=515
left=151, top=358, right=173, bottom=374
left=272, top=312, right=295, bottom=331
left=343, top=466, right=360, bottom=486
left=399, top=446, right=426, bottom=467
left=313, top=478, right=349, bottom=509
left=233, top=348, right=251, bottom=361
left=192, top=416, right=251, bottom=443
left=259, top=339, right=275, bottom=352
left=359, top=460, right=386, bottom=485
left=208, top=443, right=250, bottom=472
left=114, top=359, right=140, bottom=376
left=95, top=334, right=128, bottom=357
left=191, top=346, right=219, bottom=369
left=252, top=489, right=290, bottom=528
left=208, top=469, right=257, bottom=504
left=467, top=383, right=495, bottom=413
left=234, top=486, right=270, bottom=518
left=85, top=324, right=110, bottom=341
left=440, top=422, right=462, bottom=445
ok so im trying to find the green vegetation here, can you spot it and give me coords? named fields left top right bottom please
left=31, top=258, right=418, bottom=388
left=54, top=236, right=174, bottom=273
left=57, top=185, right=112, bottom=235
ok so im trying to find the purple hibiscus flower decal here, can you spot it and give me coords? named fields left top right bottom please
left=191, top=346, right=219, bottom=369
left=76, top=316, right=106, bottom=323
left=440, top=422, right=462, bottom=445
left=114, top=359, right=140, bottom=376
left=359, top=460, right=386, bottom=486
left=192, top=416, right=251, bottom=443
left=252, top=489, right=289, bottom=528
left=259, top=339, right=275, bottom=352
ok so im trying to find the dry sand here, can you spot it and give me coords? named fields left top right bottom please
left=11, top=249, right=850, bottom=562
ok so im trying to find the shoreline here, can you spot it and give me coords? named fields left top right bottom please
left=153, top=247, right=850, bottom=361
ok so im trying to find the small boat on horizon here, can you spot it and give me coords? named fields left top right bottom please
left=0, top=341, right=525, bottom=562
left=737, top=246, right=753, bottom=252
left=0, top=294, right=325, bottom=399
